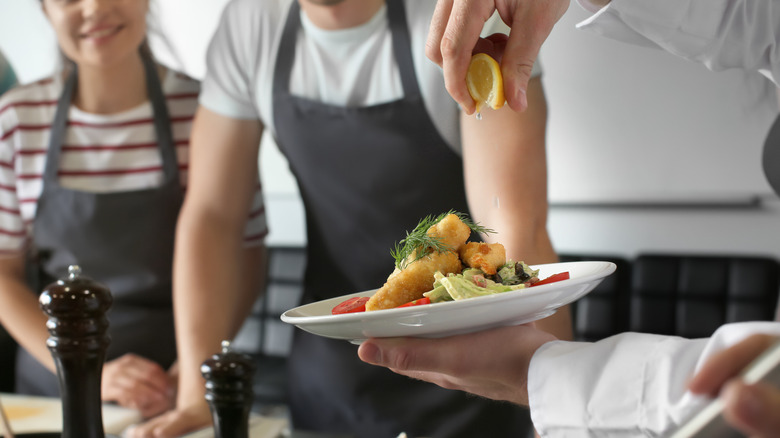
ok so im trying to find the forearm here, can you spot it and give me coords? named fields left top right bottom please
left=172, top=108, right=265, bottom=408
left=461, top=77, right=571, bottom=340
left=0, top=263, right=55, bottom=372
left=173, top=211, right=263, bottom=404
left=233, top=245, right=267, bottom=335
left=466, top=189, right=572, bottom=339
left=461, top=85, right=555, bottom=264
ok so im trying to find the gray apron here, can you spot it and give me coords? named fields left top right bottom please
left=16, top=52, right=182, bottom=396
left=272, top=1, right=531, bottom=437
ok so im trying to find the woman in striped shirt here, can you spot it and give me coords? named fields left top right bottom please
left=0, top=0, right=266, bottom=419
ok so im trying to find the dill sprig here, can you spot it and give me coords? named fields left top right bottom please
left=390, top=210, right=495, bottom=269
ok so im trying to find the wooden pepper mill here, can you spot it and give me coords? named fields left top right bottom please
left=39, top=265, right=112, bottom=438
left=200, top=340, right=255, bottom=438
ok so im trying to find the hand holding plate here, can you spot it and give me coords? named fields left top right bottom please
left=358, top=324, right=556, bottom=406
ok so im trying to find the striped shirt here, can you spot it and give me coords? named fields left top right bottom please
left=0, top=69, right=267, bottom=254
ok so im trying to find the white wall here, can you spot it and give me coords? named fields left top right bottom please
left=542, top=6, right=778, bottom=202
left=0, top=1, right=57, bottom=84
left=538, top=6, right=780, bottom=260
left=2, top=1, right=779, bottom=259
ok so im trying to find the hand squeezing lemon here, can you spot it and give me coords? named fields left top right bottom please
left=466, top=53, right=505, bottom=113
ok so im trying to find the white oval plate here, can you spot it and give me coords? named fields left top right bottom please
left=281, top=261, right=616, bottom=344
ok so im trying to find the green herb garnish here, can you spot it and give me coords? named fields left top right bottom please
left=390, top=210, right=495, bottom=269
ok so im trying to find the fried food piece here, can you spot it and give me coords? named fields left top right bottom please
left=458, top=242, right=506, bottom=275
left=366, top=251, right=461, bottom=311
left=426, top=213, right=471, bottom=252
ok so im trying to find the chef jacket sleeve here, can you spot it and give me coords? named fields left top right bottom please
left=199, top=0, right=261, bottom=120
left=574, top=0, right=780, bottom=86
left=528, top=321, right=780, bottom=437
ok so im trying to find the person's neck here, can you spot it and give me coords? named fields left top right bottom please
left=299, top=0, right=385, bottom=30
left=72, top=54, right=150, bottom=115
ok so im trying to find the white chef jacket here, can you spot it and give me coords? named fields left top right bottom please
left=529, top=322, right=780, bottom=437
left=576, top=0, right=780, bottom=87
left=528, top=1, right=780, bottom=436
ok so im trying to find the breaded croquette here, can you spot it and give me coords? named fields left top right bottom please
left=458, top=242, right=506, bottom=275
left=365, top=250, right=462, bottom=311
left=426, top=213, right=471, bottom=251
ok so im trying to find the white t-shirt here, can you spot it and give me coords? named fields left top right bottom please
left=200, top=0, right=542, bottom=153
left=0, top=70, right=268, bottom=253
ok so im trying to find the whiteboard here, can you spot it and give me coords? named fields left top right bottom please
left=540, top=5, right=779, bottom=204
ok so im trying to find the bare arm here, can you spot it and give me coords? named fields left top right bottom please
left=128, top=107, right=266, bottom=437
left=0, top=254, right=54, bottom=371
left=358, top=324, right=556, bottom=406
left=461, top=76, right=572, bottom=340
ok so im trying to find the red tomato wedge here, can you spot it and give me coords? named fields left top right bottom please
left=332, top=296, right=370, bottom=315
left=531, top=271, right=570, bottom=287
left=397, top=297, right=431, bottom=308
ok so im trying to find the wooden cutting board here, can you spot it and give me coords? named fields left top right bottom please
left=0, top=393, right=289, bottom=437
left=0, top=393, right=141, bottom=434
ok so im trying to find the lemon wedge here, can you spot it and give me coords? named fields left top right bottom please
left=466, top=53, right=505, bottom=112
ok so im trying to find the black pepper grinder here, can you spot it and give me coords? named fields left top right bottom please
left=39, top=265, right=112, bottom=438
left=200, top=340, right=255, bottom=438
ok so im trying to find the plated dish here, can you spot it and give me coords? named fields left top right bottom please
left=281, top=260, right=616, bottom=344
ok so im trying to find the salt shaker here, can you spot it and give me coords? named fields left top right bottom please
left=200, top=340, right=255, bottom=438
left=39, top=265, right=112, bottom=438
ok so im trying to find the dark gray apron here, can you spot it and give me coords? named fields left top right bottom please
left=273, top=2, right=531, bottom=437
left=16, top=52, right=182, bottom=396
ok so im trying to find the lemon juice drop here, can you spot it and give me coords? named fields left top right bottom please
left=476, top=112, right=482, bottom=121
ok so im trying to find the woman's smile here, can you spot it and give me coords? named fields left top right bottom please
left=80, top=24, right=124, bottom=44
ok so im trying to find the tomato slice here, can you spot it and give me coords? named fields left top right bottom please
left=332, top=296, right=370, bottom=315
left=397, top=297, right=431, bottom=308
left=531, top=271, right=570, bottom=287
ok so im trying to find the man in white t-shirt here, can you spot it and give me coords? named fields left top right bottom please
left=128, top=1, right=569, bottom=437
left=360, top=0, right=780, bottom=437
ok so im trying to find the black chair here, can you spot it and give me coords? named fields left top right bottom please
left=630, top=254, right=780, bottom=338
left=559, top=254, right=633, bottom=342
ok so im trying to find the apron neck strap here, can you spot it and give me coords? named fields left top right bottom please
left=273, top=1, right=300, bottom=94
left=142, top=50, right=178, bottom=183
left=385, top=0, right=419, bottom=98
left=43, top=50, right=178, bottom=185
left=273, top=0, right=421, bottom=99
left=43, top=67, right=77, bottom=184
